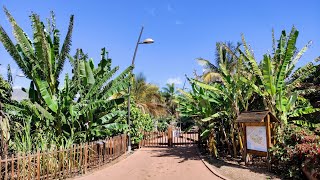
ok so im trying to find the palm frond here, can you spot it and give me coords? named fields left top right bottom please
left=276, top=27, right=299, bottom=95
left=85, top=66, right=119, bottom=100
left=4, top=7, right=35, bottom=61
left=56, top=15, right=74, bottom=79
left=0, top=25, right=31, bottom=78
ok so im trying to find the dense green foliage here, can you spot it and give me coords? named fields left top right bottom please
left=1, top=7, right=319, bottom=179
left=128, top=106, right=154, bottom=144
left=270, top=125, right=320, bottom=179
left=131, top=73, right=166, bottom=117
left=0, top=73, right=11, bottom=154
left=178, top=27, right=320, bottom=178
left=0, top=9, right=155, bottom=154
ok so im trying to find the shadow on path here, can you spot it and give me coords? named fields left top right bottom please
left=146, top=145, right=200, bottom=163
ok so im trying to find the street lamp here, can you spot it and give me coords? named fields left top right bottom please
left=127, top=26, right=154, bottom=153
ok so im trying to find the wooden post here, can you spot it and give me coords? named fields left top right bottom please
left=168, top=126, right=173, bottom=147
left=84, top=143, right=88, bottom=174
left=46, top=151, right=49, bottom=179
left=73, top=145, right=76, bottom=175
left=11, top=154, right=14, bottom=180
left=197, top=130, right=201, bottom=147
left=37, top=150, right=40, bottom=180
left=17, top=153, right=20, bottom=180
left=28, top=154, right=31, bottom=180
left=99, top=142, right=102, bottom=168
left=111, top=137, right=114, bottom=160
left=266, top=114, right=272, bottom=171
left=62, top=148, right=66, bottom=178
left=146, top=132, right=149, bottom=147
left=22, top=152, right=25, bottom=180
left=79, top=144, right=82, bottom=174
left=0, top=158, right=2, bottom=180
left=66, top=147, right=70, bottom=177
left=57, top=147, right=62, bottom=178
left=243, top=124, right=248, bottom=165
left=5, top=155, right=8, bottom=180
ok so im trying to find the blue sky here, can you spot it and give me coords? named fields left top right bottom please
left=0, top=0, right=319, bottom=89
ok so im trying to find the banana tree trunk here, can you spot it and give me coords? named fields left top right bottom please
left=209, top=129, right=218, bottom=157
left=232, top=104, right=240, bottom=158
left=231, top=125, right=237, bottom=158
left=221, top=125, right=232, bottom=155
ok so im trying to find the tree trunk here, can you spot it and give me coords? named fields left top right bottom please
left=231, top=125, right=237, bottom=158
left=209, top=129, right=218, bottom=157
left=221, top=125, right=232, bottom=155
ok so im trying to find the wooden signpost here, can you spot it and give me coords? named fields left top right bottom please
left=236, top=111, right=280, bottom=170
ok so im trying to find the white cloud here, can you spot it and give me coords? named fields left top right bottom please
left=167, top=77, right=182, bottom=85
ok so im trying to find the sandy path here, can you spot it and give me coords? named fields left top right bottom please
left=76, top=146, right=220, bottom=180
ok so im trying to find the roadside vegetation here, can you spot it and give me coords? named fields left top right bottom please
left=177, top=27, right=320, bottom=179
left=0, top=8, right=319, bottom=179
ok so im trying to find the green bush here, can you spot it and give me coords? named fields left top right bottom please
left=156, top=117, right=171, bottom=131
left=270, top=125, right=320, bottom=179
left=129, top=106, right=154, bottom=144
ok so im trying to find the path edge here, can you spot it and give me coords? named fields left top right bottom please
left=196, top=148, right=231, bottom=180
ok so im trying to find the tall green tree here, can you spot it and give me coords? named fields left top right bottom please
left=193, top=43, right=256, bottom=157
left=131, top=73, right=165, bottom=117
left=240, top=27, right=319, bottom=125
left=0, top=73, right=11, bottom=154
left=0, top=8, right=133, bottom=152
left=196, top=42, right=241, bottom=83
left=0, top=8, right=74, bottom=114
left=162, top=83, right=178, bottom=116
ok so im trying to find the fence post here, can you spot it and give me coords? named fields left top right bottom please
left=37, top=150, right=40, bottom=180
left=4, top=155, right=7, bottom=180
left=84, top=143, right=88, bottom=174
left=28, top=153, right=31, bottom=180
left=11, top=154, right=14, bottom=179
left=0, top=158, right=2, bottom=180
left=168, top=126, right=173, bottom=147
left=198, top=131, right=201, bottom=147
left=17, top=153, right=19, bottom=180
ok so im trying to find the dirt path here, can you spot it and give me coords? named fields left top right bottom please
left=76, top=146, right=221, bottom=180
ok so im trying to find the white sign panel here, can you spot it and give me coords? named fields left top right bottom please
left=172, top=130, right=180, bottom=137
left=246, top=126, right=267, bottom=152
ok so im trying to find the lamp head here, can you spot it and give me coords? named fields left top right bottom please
left=141, top=38, right=154, bottom=44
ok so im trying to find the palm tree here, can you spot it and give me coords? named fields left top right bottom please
left=194, top=44, right=255, bottom=157
left=131, top=73, right=166, bottom=117
left=196, top=42, right=241, bottom=83
left=162, top=83, right=178, bottom=116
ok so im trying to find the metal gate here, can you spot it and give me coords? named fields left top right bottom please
left=140, top=127, right=199, bottom=147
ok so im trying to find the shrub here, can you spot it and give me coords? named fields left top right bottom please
left=129, top=106, right=154, bottom=144
left=270, top=124, right=320, bottom=179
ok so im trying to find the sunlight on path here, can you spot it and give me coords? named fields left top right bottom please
left=76, top=146, right=220, bottom=180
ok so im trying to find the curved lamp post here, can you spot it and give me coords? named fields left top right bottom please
left=128, top=26, right=154, bottom=152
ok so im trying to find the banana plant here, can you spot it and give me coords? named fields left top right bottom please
left=0, top=8, right=75, bottom=117
left=178, top=80, right=233, bottom=157
left=192, top=55, right=256, bottom=157
left=0, top=8, right=133, bottom=150
left=240, top=27, right=319, bottom=125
